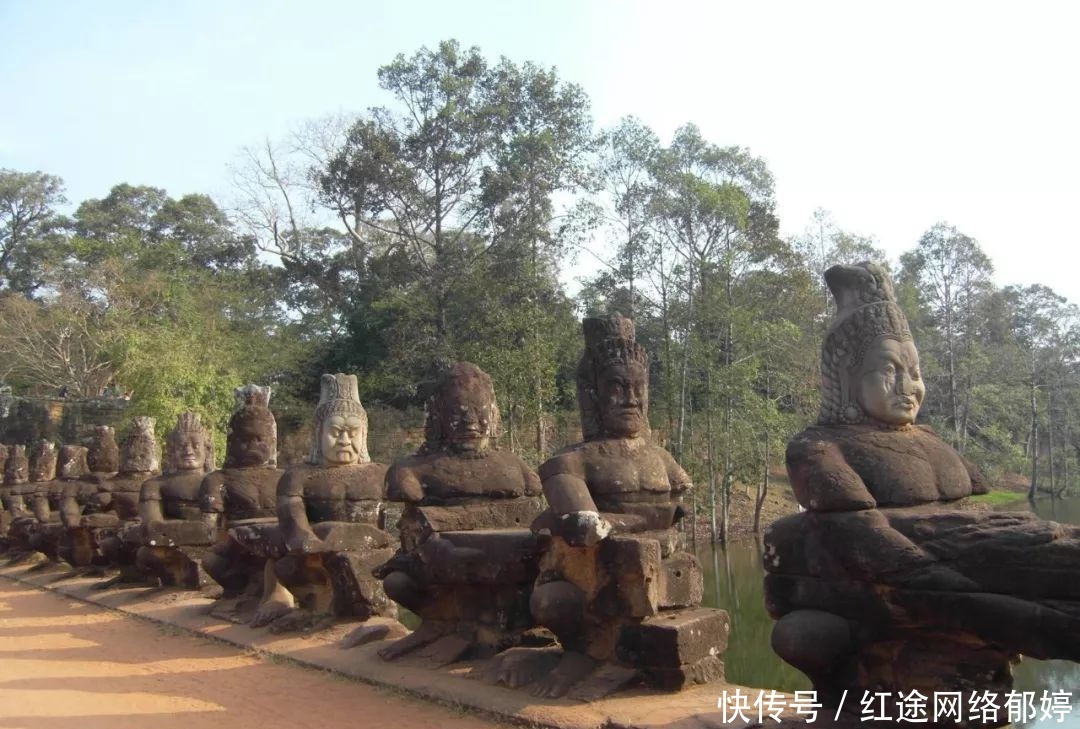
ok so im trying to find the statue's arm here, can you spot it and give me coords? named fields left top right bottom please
left=385, top=463, right=423, bottom=503
left=139, top=479, right=165, bottom=525
left=199, top=473, right=225, bottom=534
left=786, top=435, right=877, bottom=512
left=58, top=487, right=81, bottom=528
left=522, top=463, right=542, bottom=497
left=276, top=470, right=322, bottom=552
left=541, top=466, right=598, bottom=515
left=30, top=490, right=51, bottom=522
left=663, top=451, right=693, bottom=496
left=960, top=455, right=990, bottom=495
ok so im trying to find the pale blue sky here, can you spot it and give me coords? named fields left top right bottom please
left=3, top=1, right=1079, bottom=300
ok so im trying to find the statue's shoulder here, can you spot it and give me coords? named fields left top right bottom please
left=538, top=443, right=586, bottom=481
left=276, top=463, right=316, bottom=490
left=786, top=425, right=845, bottom=460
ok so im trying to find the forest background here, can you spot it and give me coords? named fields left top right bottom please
left=3, top=40, right=1076, bottom=542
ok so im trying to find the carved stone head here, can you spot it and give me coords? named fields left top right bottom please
left=309, top=374, right=369, bottom=466
left=225, top=384, right=277, bottom=468
left=165, top=412, right=214, bottom=474
left=29, top=441, right=57, bottom=482
left=59, top=445, right=89, bottom=480
left=820, top=262, right=925, bottom=427
left=577, top=314, right=650, bottom=440
left=422, top=362, right=501, bottom=455
left=120, top=417, right=160, bottom=473
left=86, top=426, right=119, bottom=474
left=4, top=445, right=28, bottom=485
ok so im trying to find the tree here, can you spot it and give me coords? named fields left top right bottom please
left=899, top=223, right=993, bottom=449
left=0, top=169, right=67, bottom=296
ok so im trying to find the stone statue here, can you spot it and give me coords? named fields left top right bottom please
left=135, top=412, right=216, bottom=587
left=94, top=417, right=161, bottom=585
left=0, top=444, right=11, bottom=547
left=29, top=444, right=87, bottom=566
left=375, top=362, right=544, bottom=660
left=1, top=445, right=36, bottom=558
left=765, top=262, right=1080, bottom=713
left=55, top=427, right=120, bottom=568
left=511, top=315, right=728, bottom=699
left=235, top=374, right=394, bottom=632
left=200, top=385, right=284, bottom=614
left=9, top=442, right=63, bottom=564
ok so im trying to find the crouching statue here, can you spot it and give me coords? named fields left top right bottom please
left=765, top=262, right=1080, bottom=727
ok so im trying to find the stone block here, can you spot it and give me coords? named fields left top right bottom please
left=658, top=552, right=704, bottom=608
left=640, top=653, right=725, bottom=691
left=616, top=607, right=730, bottom=667
left=145, top=520, right=213, bottom=547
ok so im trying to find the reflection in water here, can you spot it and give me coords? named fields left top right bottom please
left=697, top=497, right=1080, bottom=726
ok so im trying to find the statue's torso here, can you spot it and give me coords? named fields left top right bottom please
left=107, top=472, right=156, bottom=520
left=204, top=467, right=283, bottom=521
left=544, top=439, right=684, bottom=510
left=388, top=450, right=539, bottom=504
left=152, top=471, right=207, bottom=521
left=790, top=424, right=974, bottom=509
left=282, top=463, right=387, bottom=525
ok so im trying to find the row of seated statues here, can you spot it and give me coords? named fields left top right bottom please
left=0, top=314, right=727, bottom=700
left=4, top=263, right=1079, bottom=723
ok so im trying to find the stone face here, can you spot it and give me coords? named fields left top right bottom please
left=527, top=315, right=729, bottom=698
left=379, top=363, right=545, bottom=661
left=765, top=262, right=1080, bottom=720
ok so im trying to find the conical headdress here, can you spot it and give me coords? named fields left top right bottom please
left=165, top=411, right=214, bottom=474
left=120, top=416, right=160, bottom=473
left=29, top=441, right=57, bottom=482
left=225, top=384, right=277, bottom=468
left=576, top=313, right=650, bottom=440
left=59, top=445, right=89, bottom=480
left=309, top=374, right=369, bottom=464
left=819, top=262, right=914, bottom=424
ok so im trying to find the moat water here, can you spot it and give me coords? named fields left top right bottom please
left=696, top=497, right=1080, bottom=727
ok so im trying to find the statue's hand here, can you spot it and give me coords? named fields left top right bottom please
left=557, top=510, right=612, bottom=547
left=286, top=531, right=326, bottom=554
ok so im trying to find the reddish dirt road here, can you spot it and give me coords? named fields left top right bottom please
left=0, top=579, right=506, bottom=729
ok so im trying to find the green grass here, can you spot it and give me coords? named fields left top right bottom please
left=969, top=490, right=1028, bottom=506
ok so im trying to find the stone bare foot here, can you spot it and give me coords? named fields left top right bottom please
left=267, top=609, right=335, bottom=634
left=531, top=651, right=597, bottom=698
left=486, top=647, right=561, bottom=689
left=250, top=598, right=293, bottom=628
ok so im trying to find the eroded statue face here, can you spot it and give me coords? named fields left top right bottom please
left=228, top=421, right=274, bottom=468
left=319, top=414, right=366, bottom=465
left=174, top=434, right=205, bottom=471
left=598, top=362, right=647, bottom=438
left=856, top=337, right=925, bottom=426
left=442, top=393, right=492, bottom=453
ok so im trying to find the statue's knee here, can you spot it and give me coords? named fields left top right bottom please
left=383, top=570, right=424, bottom=611
left=530, top=580, right=585, bottom=635
left=771, top=609, right=852, bottom=674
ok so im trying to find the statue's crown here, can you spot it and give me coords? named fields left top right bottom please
left=583, top=313, right=648, bottom=369
left=130, top=416, right=156, bottom=438
left=173, top=411, right=204, bottom=434
left=235, top=384, right=271, bottom=409
left=315, top=373, right=364, bottom=419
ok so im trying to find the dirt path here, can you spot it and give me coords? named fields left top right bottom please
left=0, top=579, right=507, bottom=729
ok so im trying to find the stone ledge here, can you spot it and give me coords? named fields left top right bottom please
left=0, top=563, right=779, bottom=729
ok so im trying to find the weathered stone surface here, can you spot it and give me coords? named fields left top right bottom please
left=617, top=608, right=730, bottom=667
left=765, top=262, right=1080, bottom=721
left=200, top=385, right=284, bottom=601
left=266, top=374, right=396, bottom=628
left=379, top=363, right=545, bottom=661
left=529, top=315, right=728, bottom=698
